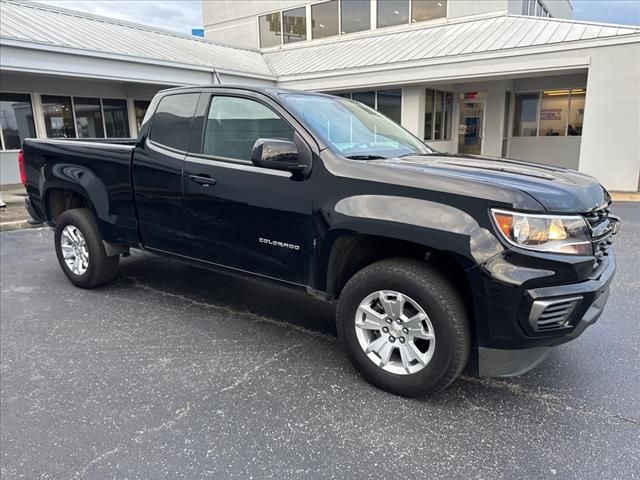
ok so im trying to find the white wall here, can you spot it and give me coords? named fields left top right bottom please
left=579, top=42, right=640, bottom=192
left=507, top=137, right=581, bottom=168
left=0, top=151, right=20, bottom=186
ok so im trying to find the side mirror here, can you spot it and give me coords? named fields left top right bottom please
left=251, top=138, right=307, bottom=176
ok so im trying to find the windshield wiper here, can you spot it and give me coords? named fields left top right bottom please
left=345, top=154, right=387, bottom=160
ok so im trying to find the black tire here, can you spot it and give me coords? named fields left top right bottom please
left=336, top=258, right=470, bottom=397
left=54, top=208, right=119, bottom=289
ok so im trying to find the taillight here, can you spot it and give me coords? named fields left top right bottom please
left=18, top=149, right=26, bottom=185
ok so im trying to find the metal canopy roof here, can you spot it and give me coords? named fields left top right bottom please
left=1, top=0, right=638, bottom=82
left=263, top=15, right=640, bottom=78
left=0, top=0, right=275, bottom=79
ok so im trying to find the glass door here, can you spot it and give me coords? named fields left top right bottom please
left=458, top=101, right=485, bottom=155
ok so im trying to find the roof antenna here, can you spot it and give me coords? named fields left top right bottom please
left=212, top=66, right=222, bottom=85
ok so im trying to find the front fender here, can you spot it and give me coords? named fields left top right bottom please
left=328, top=195, right=504, bottom=264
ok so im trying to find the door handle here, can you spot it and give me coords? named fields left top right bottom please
left=190, top=175, right=216, bottom=187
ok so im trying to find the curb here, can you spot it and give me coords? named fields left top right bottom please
left=0, top=220, right=42, bottom=232
left=610, top=192, right=640, bottom=202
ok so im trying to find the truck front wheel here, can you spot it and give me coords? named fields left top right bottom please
left=54, top=208, right=119, bottom=289
left=336, top=258, right=470, bottom=397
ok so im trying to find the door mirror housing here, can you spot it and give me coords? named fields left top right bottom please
left=251, top=137, right=310, bottom=179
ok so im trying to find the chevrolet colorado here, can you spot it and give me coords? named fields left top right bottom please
left=20, top=86, right=620, bottom=396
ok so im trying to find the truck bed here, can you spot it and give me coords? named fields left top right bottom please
left=22, top=138, right=139, bottom=246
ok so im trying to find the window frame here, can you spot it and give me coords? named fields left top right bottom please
left=311, top=0, right=340, bottom=40
left=0, top=91, right=37, bottom=151
left=282, top=5, right=308, bottom=44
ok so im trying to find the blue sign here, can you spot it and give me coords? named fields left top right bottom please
left=191, top=28, right=205, bottom=37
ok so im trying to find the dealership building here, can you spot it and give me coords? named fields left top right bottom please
left=1, top=0, right=639, bottom=191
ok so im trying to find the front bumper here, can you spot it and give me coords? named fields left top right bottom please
left=475, top=250, right=616, bottom=377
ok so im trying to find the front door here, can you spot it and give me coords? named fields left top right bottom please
left=458, top=101, right=485, bottom=155
left=182, top=92, right=314, bottom=285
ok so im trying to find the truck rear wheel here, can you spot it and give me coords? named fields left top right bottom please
left=54, top=208, right=119, bottom=289
left=336, top=258, right=470, bottom=397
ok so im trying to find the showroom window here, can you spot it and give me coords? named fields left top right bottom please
left=103, top=99, right=130, bottom=138
left=134, top=100, right=151, bottom=132
left=332, top=89, right=402, bottom=124
left=513, top=89, right=586, bottom=137
left=312, top=0, right=339, bottom=39
left=341, top=0, right=370, bottom=34
left=424, top=88, right=452, bottom=140
left=73, top=97, right=104, bottom=138
left=41, top=95, right=76, bottom=139
left=0, top=92, right=36, bottom=150
left=283, top=6, right=307, bottom=44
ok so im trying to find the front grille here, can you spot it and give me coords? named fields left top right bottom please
left=529, top=297, right=583, bottom=332
left=583, top=205, right=618, bottom=269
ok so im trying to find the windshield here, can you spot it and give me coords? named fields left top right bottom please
left=281, top=93, right=433, bottom=159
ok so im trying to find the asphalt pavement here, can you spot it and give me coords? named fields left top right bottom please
left=1, top=203, right=639, bottom=479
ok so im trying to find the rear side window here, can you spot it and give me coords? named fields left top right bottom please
left=149, top=93, right=199, bottom=152
left=203, top=96, right=294, bottom=161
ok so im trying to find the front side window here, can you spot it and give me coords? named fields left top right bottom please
left=312, top=0, right=339, bottom=39
left=283, top=7, right=306, bottom=44
left=102, top=99, right=130, bottom=138
left=377, top=0, right=410, bottom=28
left=74, top=97, right=104, bottom=138
left=341, top=0, right=371, bottom=34
left=41, top=95, right=75, bottom=138
left=412, top=0, right=447, bottom=22
left=148, top=93, right=199, bottom=151
left=204, top=96, right=294, bottom=161
left=0, top=93, right=36, bottom=150
left=259, top=12, right=281, bottom=48
left=283, top=93, right=429, bottom=159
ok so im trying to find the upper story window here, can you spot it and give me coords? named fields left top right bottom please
left=259, top=12, right=282, bottom=48
left=0, top=92, right=36, bottom=150
left=412, top=0, right=447, bottom=22
left=312, top=0, right=339, bottom=39
left=341, top=0, right=370, bottom=34
left=377, top=0, right=410, bottom=28
left=204, top=96, right=294, bottom=161
left=378, top=0, right=446, bottom=28
left=258, top=0, right=447, bottom=48
left=522, top=0, right=551, bottom=17
left=148, top=93, right=199, bottom=152
left=513, top=89, right=585, bottom=137
left=283, top=6, right=307, bottom=44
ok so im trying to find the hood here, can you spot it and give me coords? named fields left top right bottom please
left=369, top=154, right=610, bottom=213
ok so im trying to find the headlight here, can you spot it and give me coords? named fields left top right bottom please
left=490, top=209, right=592, bottom=255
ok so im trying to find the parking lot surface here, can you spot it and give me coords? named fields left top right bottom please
left=1, top=203, right=639, bottom=479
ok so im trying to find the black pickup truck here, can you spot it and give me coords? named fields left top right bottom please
left=21, top=86, right=620, bottom=397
